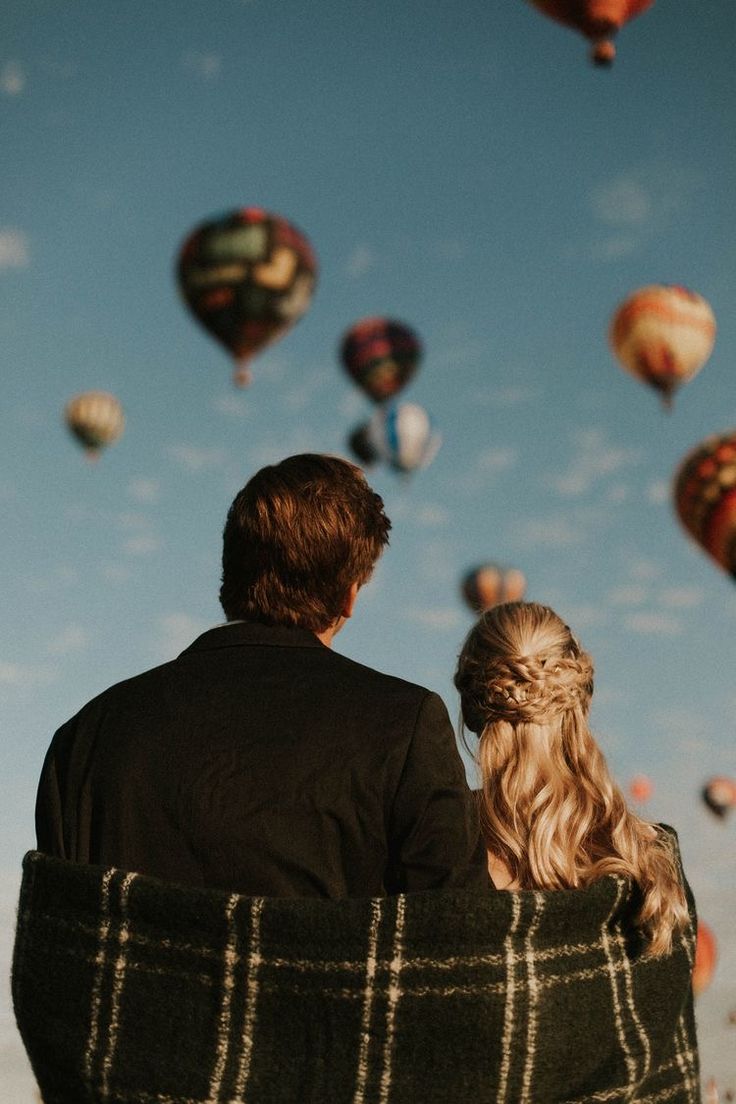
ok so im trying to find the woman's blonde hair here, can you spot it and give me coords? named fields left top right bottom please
left=454, top=601, right=689, bottom=955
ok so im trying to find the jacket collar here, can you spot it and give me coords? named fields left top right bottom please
left=179, top=619, right=326, bottom=656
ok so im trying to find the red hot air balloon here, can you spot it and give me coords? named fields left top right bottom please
left=692, top=921, right=717, bottom=997
left=674, top=430, right=736, bottom=581
left=527, top=0, right=655, bottom=65
left=610, top=285, right=716, bottom=409
left=340, top=318, right=422, bottom=404
left=177, top=208, right=317, bottom=388
left=64, top=391, right=125, bottom=461
left=461, top=565, right=527, bottom=614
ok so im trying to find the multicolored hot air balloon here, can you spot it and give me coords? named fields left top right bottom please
left=340, top=318, right=422, bottom=404
left=526, top=0, right=655, bottom=65
left=361, top=402, right=441, bottom=474
left=702, top=777, right=736, bottom=820
left=674, top=430, right=736, bottom=580
left=692, top=921, right=717, bottom=997
left=177, top=208, right=317, bottom=388
left=628, top=775, right=653, bottom=803
left=610, top=285, right=716, bottom=409
left=64, top=391, right=125, bottom=460
left=461, top=564, right=527, bottom=613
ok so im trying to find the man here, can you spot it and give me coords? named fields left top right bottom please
left=36, top=453, right=488, bottom=897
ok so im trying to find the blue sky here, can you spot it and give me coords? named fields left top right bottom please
left=1, top=0, right=735, bottom=1095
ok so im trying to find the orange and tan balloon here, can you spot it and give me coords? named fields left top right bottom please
left=64, top=391, right=125, bottom=461
left=461, top=564, right=527, bottom=614
left=674, top=430, right=736, bottom=580
left=526, top=0, right=655, bottom=65
left=610, top=285, right=716, bottom=409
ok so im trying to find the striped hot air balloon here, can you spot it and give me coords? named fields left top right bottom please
left=364, top=401, right=441, bottom=474
left=610, top=285, right=716, bottom=409
left=674, top=430, right=736, bottom=580
left=64, top=391, right=125, bottom=460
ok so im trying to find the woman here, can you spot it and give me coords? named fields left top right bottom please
left=454, top=600, right=690, bottom=956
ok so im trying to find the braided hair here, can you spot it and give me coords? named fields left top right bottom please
left=454, top=602, right=689, bottom=956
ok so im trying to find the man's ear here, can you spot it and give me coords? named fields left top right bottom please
left=341, top=580, right=360, bottom=620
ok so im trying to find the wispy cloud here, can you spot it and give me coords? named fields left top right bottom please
left=608, top=584, right=648, bottom=606
left=478, top=446, right=519, bottom=473
left=211, top=393, right=251, bottom=419
left=624, top=611, right=682, bottom=636
left=167, top=444, right=227, bottom=471
left=0, top=228, right=29, bottom=269
left=0, top=659, right=57, bottom=690
left=46, top=624, right=90, bottom=657
left=182, top=51, right=222, bottom=79
left=123, top=534, right=163, bottom=556
left=590, top=177, right=653, bottom=226
left=1, top=60, right=25, bottom=96
left=127, top=478, right=161, bottom=504
left=507, top=514, right=587, bottom=548
left=548, top=428, right=640, bottom=497
left=99, top=563, right=132, bottom=584
left=658, top=586, right=703, bottom=610
left=155, top=613, right=211, bottom=661
left=404, top=606, right=464, bottom=631
left=345, top=245, right=375, bottom=278
left=646, top=480, right=669, bottom=505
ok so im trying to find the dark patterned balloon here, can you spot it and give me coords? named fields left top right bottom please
left=340, top=318, right=422, bottom=403
left=347, top=423, right=379, bottom=467
left=701, top=777, right=736, bottom=820
left=177, top=208, right=317, bottom=387
left=674, top=431, right=736, bottom=579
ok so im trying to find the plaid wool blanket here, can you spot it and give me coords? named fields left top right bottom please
left=13, top=850, right=699, bottom=1104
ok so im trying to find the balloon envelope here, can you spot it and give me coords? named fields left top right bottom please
left=610, top=285, right=716, bottom=408
left=674, top=430, right=736, bottom=580
left=340, top=318, right=422, bottom=403
left=461, top=565, right=527, bottom=613
left=527, top=0, right=655, bottom=64
left=177, top=208, right=317, bottom=387
left=64, top=391, right=124, bottom=458
left=701, top=777, right=736, bottom=819
left=364, top=401, right=441, bottom=473
left=692, top=921, right=717, bottom=996
left=347, top=423, right=380, bottom=467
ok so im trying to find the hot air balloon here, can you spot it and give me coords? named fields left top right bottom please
left=340, top=318, right=422, bottom=404
left=176, top=208, right=317, bottom=388
left=692, top=921, right=717, bottom=997
left=674, top=430, right=736, bottom=580
left=526, top=1, right=655, bottom=65
left=702, top=777, right=736, bottom=820
left=628, top=775, right=653, bottom=803
left=347, top=423, right=380, bottom=467
left=610, top=285, right=716, bottom=409
left=363, top=402, right=441, bottom=474
left=64, top=391, right=124, bottom=460
left=461, top=564, right=527, bottom=613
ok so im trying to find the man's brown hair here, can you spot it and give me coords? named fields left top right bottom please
left=219, top=454, right=391, bottom=631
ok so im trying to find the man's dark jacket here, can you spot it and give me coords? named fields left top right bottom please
left=35, top=620, right=488, bottom=897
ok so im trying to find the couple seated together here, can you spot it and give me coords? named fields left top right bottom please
left=15, top=454, right=699, bottom=1103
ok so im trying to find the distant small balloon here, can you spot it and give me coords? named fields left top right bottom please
left=347, top=423, right=380, bottom=467
left=610, top=285, right=716, bottom=409
left=701, top=777, right=736, bottom=820
left=461, top=565, right=527, bottom=613
left=674, top=430, right=736, bottom=580
left=340, top=318, right=422, bottom=404
left=628, top=775, right=653, bottom=803
left=526, top=0, right=655, bottom=66
left=64, top=391, right=124, bottom=460
left=364, top=401, right=441, bottom=474
left=177, top=207, right=317, bottom=388
left=692, top=921, right=717, bottom=997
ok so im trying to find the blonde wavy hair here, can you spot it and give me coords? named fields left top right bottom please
left=454, top=601, right=689, bottom=956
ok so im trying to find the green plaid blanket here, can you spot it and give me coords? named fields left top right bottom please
left=13, top=850, right=699, bottom=1103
